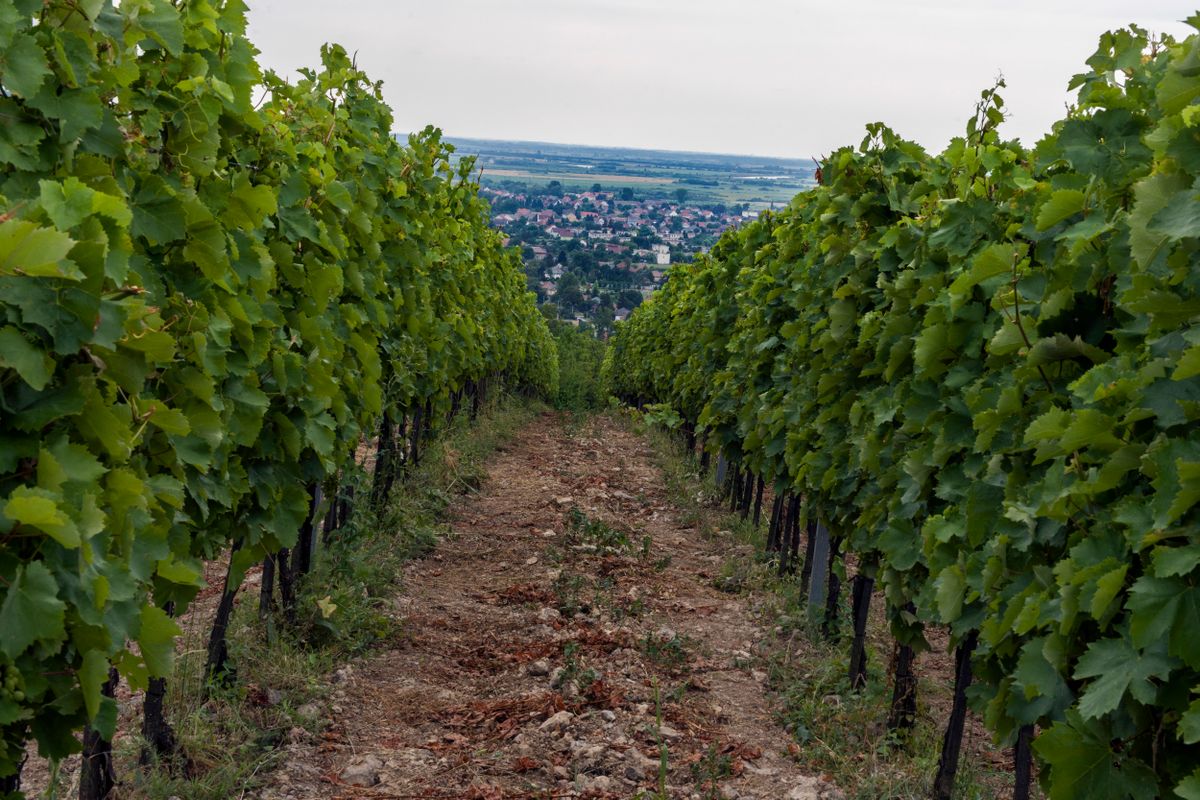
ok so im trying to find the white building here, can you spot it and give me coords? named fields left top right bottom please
left=652, top=243, right=671, bottom=265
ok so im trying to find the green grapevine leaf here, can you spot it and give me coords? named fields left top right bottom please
left=1035, top=711, right=1158, bottom=800
left=1181, top=699, right=1200, bottom=744
left=1177, top=770, right=1200, bottom=800
left=1073, top=636, right=1176, bottom=718
left=0, top=326, right=53, bottom=389
left=1036, top=189, right=1087, bottom=231
left=1126, top=576, right=1200, bottom=668
left=77, top=649, right=109, bottom=721
left=0, top=219, right=79, bottom=279
left=0, top=32, right=51, bottom=97
left=0, top=562, right=66, bottom=658
left=137, top=604, right=181, bottom=678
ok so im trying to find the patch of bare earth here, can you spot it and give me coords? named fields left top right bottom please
left=262, top=413, right=838, bottom=800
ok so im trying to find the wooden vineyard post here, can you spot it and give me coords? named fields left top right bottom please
left=142, top=603, right=184, bottom=768
left=777, top=495, right=803, bottom=577
left=204, top=553, right=242, bottom=689
left=933, top=631, right=979, bottom=800
left=847, top=571, right=874, bottom=690
left=822, top=535, right=842, bottom=639
left=370, top=411, right=393, bottom=505
left=291, top=483, right=322, bottom=580
left=294, top=484, right=323, bottom=579
left=141, top=674, right=183, bottom=769
left=739, top=470, right=755, bottom=518
left=787, top=502, right=803, bottom=575
left=798, top=514, right=816, bottom=596
left=805, top=520, right=831, bottom=627
left=79, top=667, right=119, bottom=800
left=276, top=547, right=296, bottom=624
left=774, top=494, right=792, bottom=575
left=259, top=554, right=276, bottom=621
left=1014, top=724, right=1034, bottom=800
left=887, top=607, right=919, bottom=735
left=766, top=493, right=785, bottom=553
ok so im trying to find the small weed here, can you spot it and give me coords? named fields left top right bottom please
left=712, top=554, right=769, bottom=594
left=662, top=682, right=688, bottom=704
left=614, top=596, right=647, bottom=619
left=559, top=641, right=600, bottom=692
left=690, top=743, right=734, bottom=799
left=598, top=577, right=647, bottom=620
left=641, top=631, right=693, bottom=675
left=553, top=571, right=589, bottom=616
left=564, top=506, right=632, bottom=553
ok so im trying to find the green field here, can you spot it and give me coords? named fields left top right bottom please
left=445, top=137, right=816, bottom=206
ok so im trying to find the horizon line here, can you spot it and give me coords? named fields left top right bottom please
left=425, top=133, right=817, bottom=165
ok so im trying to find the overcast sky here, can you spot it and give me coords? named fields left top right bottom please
left=246, top=1, right=1196, bottom=159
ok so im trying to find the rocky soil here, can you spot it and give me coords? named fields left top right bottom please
left=261, top=412, right=839, bottom=800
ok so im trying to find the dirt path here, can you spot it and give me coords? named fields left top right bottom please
left=263, top=413, right=839, bottom=800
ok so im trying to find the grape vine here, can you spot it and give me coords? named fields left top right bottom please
left=0, top=0, right=556, bottom=790
left=609, top=21, right=1200, bottom=800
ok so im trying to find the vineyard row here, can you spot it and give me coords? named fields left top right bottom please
left=0, top=1, right=557, bottom=794
left=607, top=21, right=1200, bottom=800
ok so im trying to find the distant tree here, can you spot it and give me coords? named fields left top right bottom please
left=557, top=273, right=586, bottom=311
left=673, top=188, right=689, bottom=204
left=631, top=226, right=658, bottom=249
left=617, top=288, right=643, bottom=309
left=619, top=187, right=635, bottom=201
left=591, top=183, right=602, bottom=193
left=593, top=305, right=615, bottom=332
left=540, top=303, right=559, bottom=321
left=546, top=180, right=564, bottom=197
left=568, top=249, right=597, bottom=276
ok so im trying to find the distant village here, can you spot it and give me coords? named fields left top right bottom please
left=482, top=182, right=759, bottom=332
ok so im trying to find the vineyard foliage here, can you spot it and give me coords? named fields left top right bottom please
left=609, top=22, right=1200, bottom=799
left=0, top=0, right=555, bottom=781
